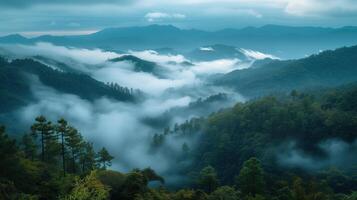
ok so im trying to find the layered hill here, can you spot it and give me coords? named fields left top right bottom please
left=216, top=45, right=357, bottom=97
left=2, top=25, right=357, bottom=58
left=0, top=57, right=135, bottom=113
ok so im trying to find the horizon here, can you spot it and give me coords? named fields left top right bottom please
left=2, top=23, right=357, bottom=38
left=1, top=1, right=357, bottom=198
left=2, top=0, right=357, bottom=36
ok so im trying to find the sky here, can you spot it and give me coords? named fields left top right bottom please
left=1, top=0, right=357, bottom=36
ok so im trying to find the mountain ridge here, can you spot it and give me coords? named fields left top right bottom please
left=2, top=24, right=357, bottom=58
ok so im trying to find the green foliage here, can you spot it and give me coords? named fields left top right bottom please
left=0, top=116, right=119, bottom=199
left=0, top=58, right=136, bottom=113
left=31, top=116, right=55, bottom=161
left=62, top=171, right=110, bottom=200
left=171, top=189, right=208, bottom=200
left=218, top=45, right=357, bottom=97
left=198, top=166, right=219, bottom=193
left=1, top=84, right=357, bottom=200
left=275, top=186, right=293, bottom=200
left=188, top=85, right=357, bottom=185
left=96, top=170, right=126, bottom=199
left=246, top=194, right=265, bottom=200
left=208, top=186, right=240, bottom=200
left=97, top=147, right=114, bottom=170
left=236, top=157, right=265, bottom=196
left=21, top=133, right=37, bottom=161
left=344, top=192, right=357, bottom=200
left=292, top=178, right=306, bottom=200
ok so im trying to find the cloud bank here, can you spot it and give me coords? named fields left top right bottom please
left=145, top=12, right=186, bottom=22
left=2, top=42, right=248, bottom=185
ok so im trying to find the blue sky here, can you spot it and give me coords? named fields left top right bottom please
left=1, top=0, right=357, bottom=36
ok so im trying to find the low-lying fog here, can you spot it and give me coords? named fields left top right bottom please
left=2, top=42, right=356, bottom=184
left=2, top=42, right=265, bottom=184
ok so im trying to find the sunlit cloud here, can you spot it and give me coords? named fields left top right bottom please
left=145, top=12, right=186, bottom=22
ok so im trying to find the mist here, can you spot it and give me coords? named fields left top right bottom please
left=0, top=42, right=253, bottom=185
left=277, top=139, right=357, bottom=172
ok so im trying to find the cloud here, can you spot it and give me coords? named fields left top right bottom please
left=192, top=59, right=244, bottom=74
left=145, top=12, right=186, bottom=22
left=277, top=139, right=357, bottom=171
left=5, top=42, right=119, bottom=66
left=285, top=0, right=357, bottom=17
left=199, top=47, right=214, bottom=51
left=129, top=50, right=188, bottom=64
left=203, top=7, right=263, bottom=18
left=240, top=49, right=280, bottom=60
left=0, top=0, right=134, bottom=8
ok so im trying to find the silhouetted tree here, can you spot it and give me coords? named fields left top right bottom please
left=21, top=133, right=37, bottom=161
left=31, top=116, right=53, bottom=161
left=56, top=118, right=69, bottom=176
left=65, top=126, right=83, bottom=173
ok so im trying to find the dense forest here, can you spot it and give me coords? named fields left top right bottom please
left=217, top=45, right=357, bottom=97
left=1, top=83, right=357, bottom=199
left=0, top=57, right=136, bottom=113
left=150, top=83, right=357, bottom=199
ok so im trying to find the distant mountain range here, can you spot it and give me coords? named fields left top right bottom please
left=216, top=45, right=357, bottom=97
left=2, top=25, right=357, bottom=58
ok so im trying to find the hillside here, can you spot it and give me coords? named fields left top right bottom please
left=152, top=83, right=357, bottom=189
left=0, top=57, right=135, bottom=113
left=216, top=45, right=357, bottom=97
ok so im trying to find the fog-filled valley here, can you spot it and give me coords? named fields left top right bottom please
left=1, top=23, right=357, bottom=200
left=0, top=42, right=256, bottom=182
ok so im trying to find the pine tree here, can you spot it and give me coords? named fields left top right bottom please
left=56, top=118, right=69, bottom=176
left=97, top=147, right=114, bottom=170
left=79, top=142, right=97, bottom=173
left=31, top=116, right=53, bottom=161
left=65, top=126, right=83, bottom=173
left=21, top=133, right=37, bottom=161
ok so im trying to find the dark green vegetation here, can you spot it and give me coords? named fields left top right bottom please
left=150, top=83, right=357, bottom=199
left=1, top=83, right=357, bottom=199
left=109, top=55, right=165, bottom=78
left=110, top=55, right=157, bottom=74
left=1, top=115, right=356, bottom=199
left=144, top=93, right=231, bottom=129
left=217, top=45, right=357, bottom=97
left=2, top=25, right=357, bottom=58
left=0, top=57, right=135, bottom=113
left=0, top=116, right=115, bottom=199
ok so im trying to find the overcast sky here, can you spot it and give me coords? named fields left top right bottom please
left=1, top=0, right=357, bottom=36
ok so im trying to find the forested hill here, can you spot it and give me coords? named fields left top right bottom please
left=216, top=45, right=357, bottom=97
left=0, top=57, right=136, bottom=113
left=152, top=83, right=357, bottom=193
left=1, top=84, right=357, bottom=199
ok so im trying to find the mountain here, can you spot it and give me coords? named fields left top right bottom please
left=110, top=55, right=157, bottom=73
left=109, top=54, right=170, bottom=78
left=0, top=57, right=135, bottom=113
left=0, top=34, right=29, bottom=44
left=2, top=25, right=357, bottom=58
left=216, top=45, right=357, bottom=97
